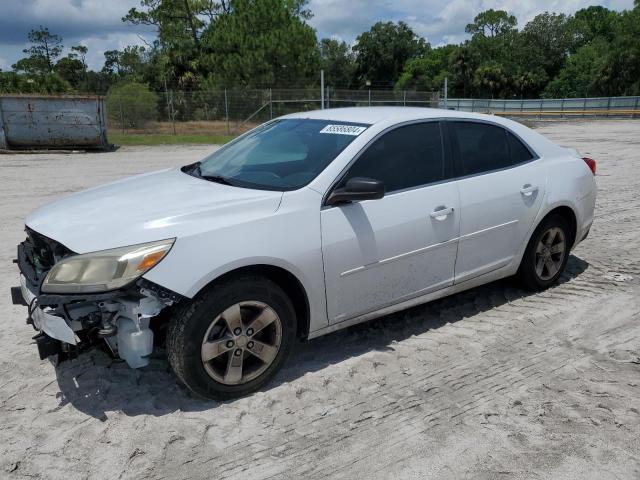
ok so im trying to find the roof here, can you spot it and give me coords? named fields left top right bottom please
left=283, top=106, right=564, bottom=158
left=283, top=106, right=501, bottom=125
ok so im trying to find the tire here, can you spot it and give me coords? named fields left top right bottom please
left=518, top=214, right=572, bottom=290
left=167, top=275, right=296, bottom=400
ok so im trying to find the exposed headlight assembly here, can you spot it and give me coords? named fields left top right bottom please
left=41, top=239, right=175, bottom=294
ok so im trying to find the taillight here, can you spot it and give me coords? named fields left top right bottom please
left=582, top=157, right=596, bottom=175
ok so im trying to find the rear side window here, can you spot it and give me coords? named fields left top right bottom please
left=507, top=131, right=535, bottom=163
left=341, top=122, right=446, bottom=193
left=450, top=122, right=511, bottom=175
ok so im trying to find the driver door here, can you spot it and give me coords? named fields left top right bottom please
left=320, top=122, right=460, bottom=323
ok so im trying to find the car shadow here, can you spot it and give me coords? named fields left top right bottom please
left=53, top=255, right=589, bottom=420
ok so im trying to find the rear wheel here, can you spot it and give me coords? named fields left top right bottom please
left=167, top=276, right=296, bottom=400
left=518, top=214, right=571, bottom=290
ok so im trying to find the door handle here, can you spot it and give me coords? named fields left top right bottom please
left=430, top=206, right=454, bottom=220
left=520, top=184, right=538, bottom=196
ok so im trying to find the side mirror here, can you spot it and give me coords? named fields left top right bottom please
left=326, top=177, right=385, bottom=206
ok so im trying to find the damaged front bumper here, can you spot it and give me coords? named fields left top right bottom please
left=19, top=274, right=78, bottom=345
left=12, top=230, right=182, bottom=368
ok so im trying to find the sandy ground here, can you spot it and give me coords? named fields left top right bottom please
left=1, top=121, right=640, bottom=480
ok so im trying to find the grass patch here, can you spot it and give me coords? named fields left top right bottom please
left=109, top=133, right=234, bottom=146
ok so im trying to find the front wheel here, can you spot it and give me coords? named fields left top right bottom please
left=167, top=275, right=296, bottom=400
left=518, top=214, right=571, bottom=290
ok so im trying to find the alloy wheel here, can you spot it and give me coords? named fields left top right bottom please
left=534, top=227, right=566, bottom=281
left=201, top=301, right=282, bottom=385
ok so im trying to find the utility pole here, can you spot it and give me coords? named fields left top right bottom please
left=320, top=70, right=325, bottom=109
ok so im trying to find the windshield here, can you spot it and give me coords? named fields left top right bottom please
left=184, top=119, right=369, bottom=191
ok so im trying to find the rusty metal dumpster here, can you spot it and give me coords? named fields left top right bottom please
left=0, top=95, right=109, bottom=150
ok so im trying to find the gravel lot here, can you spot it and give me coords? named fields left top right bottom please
left=1, top=121, right=640, bottom=480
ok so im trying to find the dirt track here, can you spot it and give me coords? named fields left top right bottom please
left=1, top=121, right=639, bottom=479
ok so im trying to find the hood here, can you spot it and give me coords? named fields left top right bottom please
left=26, top=168, right=283, bottom=253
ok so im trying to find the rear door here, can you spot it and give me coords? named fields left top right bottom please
left=448, top=121, right=546, bottom=283
left=321, top=121, right=460, bottom=323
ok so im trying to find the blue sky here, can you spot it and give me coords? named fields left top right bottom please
left=0, top=0, right=635, bottom=71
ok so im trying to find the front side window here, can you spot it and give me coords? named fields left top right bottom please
left=186, top=119, right=369, bottom=191
left=339, top=122, right=446, bottom=193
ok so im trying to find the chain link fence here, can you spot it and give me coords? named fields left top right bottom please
left=106, top=88, right=440, bottom=136
left=105, top=88, right=640, bottom=138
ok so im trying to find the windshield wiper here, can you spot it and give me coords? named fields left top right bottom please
left=200, top=174, right=236, bottom=186
left=183, top=161, right=202, bottom=176
left=184, top=162, right=236, bottom=186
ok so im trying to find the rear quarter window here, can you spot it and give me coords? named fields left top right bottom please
left=450, top=122, right=511, bottom=175
left=450, top=121, right=536, bottom=176
left=506, top=131, right=535, bottom=163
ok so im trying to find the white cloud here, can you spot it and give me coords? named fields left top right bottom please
left=308, top=0, right=389, bottom=42
left=308, top=0, right=637, bottom=45
left=0, top=56, right=9, bottom=70
left=8, top=0, right=142, bottom=34
left=0, top=0, right=152, bottom=70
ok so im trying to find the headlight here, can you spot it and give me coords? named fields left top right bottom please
left=41, top=239, right=175, bottom=294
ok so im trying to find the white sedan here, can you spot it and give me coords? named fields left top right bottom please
left=12, top=107, right=597, bottom=399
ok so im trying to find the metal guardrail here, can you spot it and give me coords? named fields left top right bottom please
left=441, top=96, right=640, bottom=117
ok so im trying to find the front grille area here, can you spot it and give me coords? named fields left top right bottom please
left=18, top=228, right=74, bottom=290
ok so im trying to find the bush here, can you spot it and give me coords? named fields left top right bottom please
left=0, top=71, right=72, bottom=94
left=106, top=81, right=158, bottom=129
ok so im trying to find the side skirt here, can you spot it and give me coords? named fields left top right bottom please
left=307, top=264, right=517, bottom=340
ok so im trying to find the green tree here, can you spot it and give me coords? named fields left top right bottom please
left=395, top=45, right=457, bottom=91
left=319, top=38, right=355, bottom=88
left=54, top=46, right=88, bottom=88
left=72, top=45, right=89, bottom=83
left=459, top=9, right=524, bottom=97
left=522, top=12, right=573, bottom=79
left=448, top=46, right=476, bottom=97
left=474, top=62, right=508, bottom=98
left=83, top=70, right=113, bottom=94
left=101, top=46, right=149, bottom=79
left=544, top=6, right=639, bottom=97
left=102, top=50, right=121, bottom=75
left=353, top=21, right=428, bottom=87
left=12, top=26, right=63, bottom=74
left=592, top=6, right=640, bottom=95
left=543, top=40, right=609, bottom=97
left=201, top=0, right=318, bottom=88
left=465, top=9, right=517, bottom=38
left=124, top=0, right=230, bottom=88
left=54, top=55, right=85, bottom=87
left=124, top=0, right=223, bottom=51
left=107, top=81, right=159, bottom=128
left=511, top=68, right=548, bottom=98
left=570, top=6, right=618, bottom=48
